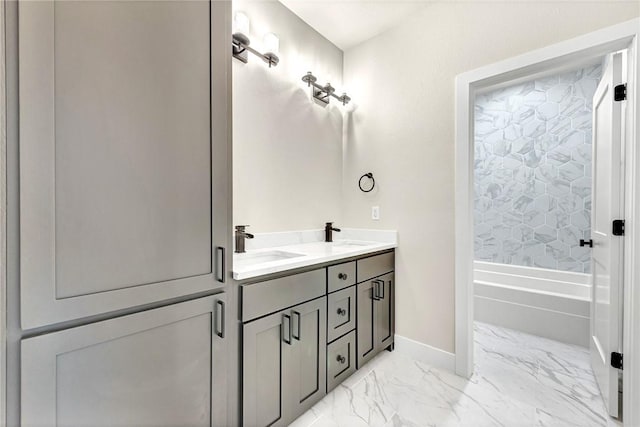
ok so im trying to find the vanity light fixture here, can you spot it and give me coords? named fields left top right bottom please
left=232, top=12, right=280, bottom=67
left=301, top=72, right=351, bottom=106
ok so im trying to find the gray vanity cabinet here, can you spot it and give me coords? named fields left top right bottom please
left=241, top=250, right=395, bottom=426
left=242, top=296, right=326, bottom=427
left=21, top=294, right=229, bottom=427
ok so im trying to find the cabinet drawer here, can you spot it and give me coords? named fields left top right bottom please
left=327, top=331, right=356, bottom=392
left=327, top=286, right=356, bottom=342
left=357, top=252, right=394, bottom=283
left=327, top=261, right=356, bottom=293
left=242, top=269, right=325, bottom=322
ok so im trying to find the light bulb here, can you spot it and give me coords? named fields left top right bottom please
left=263, top=32, right=280, bottom=55
left=233, top=12, right=250, bottom=37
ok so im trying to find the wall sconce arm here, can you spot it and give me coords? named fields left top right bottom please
left=232, top=34, right=280, bottom=68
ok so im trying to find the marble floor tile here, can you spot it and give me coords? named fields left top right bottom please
left=294, top=322, right=615, bottom=427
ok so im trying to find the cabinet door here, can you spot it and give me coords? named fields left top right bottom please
left=242, top=310, right=290, bottom=427
left=289, top=297, right=327, bottom=417
left=375, top=273, right=395, bottom=351
left=18, top=0, right=228, bottom=329
left=21, top=294, right=228, bottom=427
left=356, top=280, right=377, bottom=368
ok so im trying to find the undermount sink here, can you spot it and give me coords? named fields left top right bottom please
left=234, top=250, right=305, bottom=268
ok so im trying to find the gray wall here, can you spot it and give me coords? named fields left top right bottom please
left=474, top=63, right=602, bottom=273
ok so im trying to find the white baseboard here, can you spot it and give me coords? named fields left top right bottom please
left=394, top=335, right=456, bottom=372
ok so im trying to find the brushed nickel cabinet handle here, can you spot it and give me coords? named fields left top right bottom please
left=337, top=308, right=347, bottom=316
left=336, top=355, right=346, bottom=364
left=338, top=273, right=348, bottom=280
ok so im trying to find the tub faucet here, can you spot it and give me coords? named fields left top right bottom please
left=235, top=225, right=255, bottom=253
left=325, top=222, right=341, bottom=242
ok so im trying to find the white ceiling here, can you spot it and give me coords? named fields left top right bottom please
left=278, top=0, right=430, bottom=50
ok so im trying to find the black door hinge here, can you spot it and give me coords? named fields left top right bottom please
left=611, top=352, right=623, bottom=370
left=613, top=220, right=625, bottom=236
left=614, top=84, right=627, bottom=101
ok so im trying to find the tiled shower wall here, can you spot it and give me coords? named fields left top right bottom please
left=474, top=63, right=602, bottom=273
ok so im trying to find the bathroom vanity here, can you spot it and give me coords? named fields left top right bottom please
left=234, top=232, right=397, bottom=427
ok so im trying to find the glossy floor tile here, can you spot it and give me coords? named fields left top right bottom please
left=292, top=322, right=619, bottom=427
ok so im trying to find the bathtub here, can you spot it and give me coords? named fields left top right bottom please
left=474, top=261, right=591, bottom=347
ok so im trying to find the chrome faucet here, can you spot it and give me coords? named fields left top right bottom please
left=235, top=225, right=255, bottom=253
left=325, top=222, right=341, bottom=242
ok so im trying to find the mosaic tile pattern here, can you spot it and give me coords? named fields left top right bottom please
left=474, top=64, right=602, bottom=273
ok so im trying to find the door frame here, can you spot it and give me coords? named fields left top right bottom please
left=454, top=18, right=640, bottom=426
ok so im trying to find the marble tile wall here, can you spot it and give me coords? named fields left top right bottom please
left=474, top=63, right=602, bottom=273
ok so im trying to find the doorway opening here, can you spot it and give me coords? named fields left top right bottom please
left=472, top=59, right=614, bottom=424
left=455, top=19, right=640, bottom=427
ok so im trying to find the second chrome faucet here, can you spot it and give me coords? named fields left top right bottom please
left=325, top=222, right=341, bottom=242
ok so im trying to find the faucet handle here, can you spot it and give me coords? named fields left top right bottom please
left=235, top=224, right=250, bottom=231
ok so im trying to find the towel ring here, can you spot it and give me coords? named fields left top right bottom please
left=358, top=173, right=375, bottom=193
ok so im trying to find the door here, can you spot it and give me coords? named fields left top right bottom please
left=375, top=273, right=395, bottom=350
left=590, top=51, right=625, bottom=418
left=290, top=297, right=327, bottom=416
left=18, top=0, right=229, bottom=329
left=21, top=293, right=228, bottom=427
left=242, top=310, right=289, bottom=427
left=357, top=280, right=377, bottom=368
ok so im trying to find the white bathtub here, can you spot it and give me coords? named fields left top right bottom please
left=474, top=261, right=591, bottom=347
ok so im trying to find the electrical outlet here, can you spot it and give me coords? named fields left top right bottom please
left=372, top=206, right=380, bottom=220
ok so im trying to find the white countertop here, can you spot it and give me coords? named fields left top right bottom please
left=233, top=228, right=398, bottom=280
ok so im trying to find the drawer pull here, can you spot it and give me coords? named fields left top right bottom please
left=336, top=355, right=346, bottom=364
left=338, top=272, right=348, bottom=280
left=336, top=308, right=347, bottom=316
